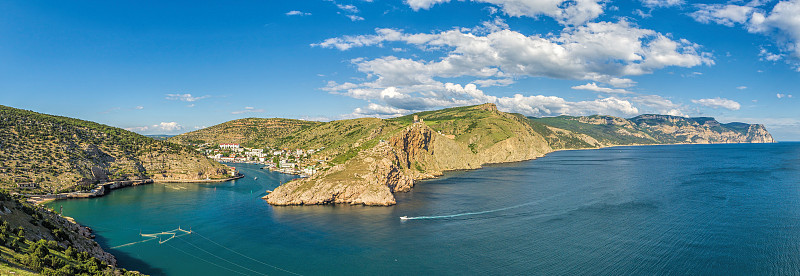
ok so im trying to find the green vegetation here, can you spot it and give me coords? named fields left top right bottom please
left=0, top=105, right=228, bottom=193
left=531, top=115, right=658, bottom=145
left=0, top=191, right=143, bottom=275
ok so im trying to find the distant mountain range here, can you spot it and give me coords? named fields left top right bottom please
left=144, top=134, right=174, bottom=141
left=0, top=105, right=230, bottom=194
left=170, top=103, right=774, bottom=206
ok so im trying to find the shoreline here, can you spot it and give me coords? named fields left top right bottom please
left=269, top=141, right=776, bottom=206
left=30, top=174, right=245, bottom=205
left=152, top=174, right=245, bottom=183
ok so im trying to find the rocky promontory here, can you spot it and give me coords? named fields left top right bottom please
left=265, top=104, right=776, bottom=206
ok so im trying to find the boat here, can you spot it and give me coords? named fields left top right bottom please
left=400, top=216, right=409, bottom=220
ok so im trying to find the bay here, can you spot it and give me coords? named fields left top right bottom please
left=48, top=143, right=800, bottom=275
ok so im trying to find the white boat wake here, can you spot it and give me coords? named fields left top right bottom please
left=399, top=189, right=575, bottom=221
left=400, top=198, right=549, bottom=221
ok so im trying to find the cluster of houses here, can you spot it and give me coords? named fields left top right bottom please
left=206, top=143, right=321, bottom=177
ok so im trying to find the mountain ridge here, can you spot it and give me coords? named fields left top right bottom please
left=171, top=103, right=775, bottom=206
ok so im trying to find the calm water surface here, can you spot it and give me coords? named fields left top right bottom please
left=48, top=143, right=800, bottom=275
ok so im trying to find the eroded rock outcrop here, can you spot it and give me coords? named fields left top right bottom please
left=266, top=107, right=554, bottom=206
left=265, top=104, right=776, bottom=206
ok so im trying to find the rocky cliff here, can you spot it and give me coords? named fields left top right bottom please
left=266, top=104, right=775, bottom=206
left=266, top=104, right=554, bottom=206
left=532, top=114, right=775, bottom=146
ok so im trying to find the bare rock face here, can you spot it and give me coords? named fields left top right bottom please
left=265, top=106, right=776, bottom=207
left=266, top=113, right=552, bottom=206
left=266, top=143, right=401, bottom=206
left=746, top=124, right=776, bottom=143
left=390, top=123, right=432, bottom=168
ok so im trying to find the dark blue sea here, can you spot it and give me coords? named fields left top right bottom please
left=48, top=143, right=800, bottom=275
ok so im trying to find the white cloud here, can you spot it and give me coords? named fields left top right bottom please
left=759, top=47, right=783, bottom=61
left=777, top=93, right=794, bottom=98
left=571, top=82, right=633, bottom=94
left=231, top=106, right=266, bottom=115
left=135, top=106, right=144, bottom=110
left=736, top=86, right=748, bottom=90
left=691, top=4, right=755, bottom=27
left=314, top=21, right=712, bottom=89
left=286, top=10, right=312, bottom=16
left=154, top=122, right=183, bottom=132
left=347, top=15, right=365, bottom=21
left=405, top=0, right=604, bottom=26
left=631, top=94, right=686, bottom=116
left=472, top=78, right=514, bottom=87
left=640, top=0, right=683, bottom=8
left=126, top=126, right=149, bottom=132
left=691, top=1, right=800, bottom=60
left=691, top=97, right=742, bottom=110
left=337, top=4, right=360, bottom=13
left=497, top=95, right=639, bottom=117
left=316, top=20, right=715, bottom=120
left=327, top=0, right=363, bottom=21
left=126, top=122, right=184, bottom=133
left=165, top=93, right=210, bottom=102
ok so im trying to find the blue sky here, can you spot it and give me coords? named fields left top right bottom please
left=1, top=0, right=798, bottom=140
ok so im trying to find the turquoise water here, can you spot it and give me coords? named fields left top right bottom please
left=48, top=143, right=800, bottom=275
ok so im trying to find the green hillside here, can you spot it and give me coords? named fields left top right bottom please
left=0, top=105, right=229, bottom=194
left=172, top=103, right=774, bottom=206
left=0, top=190, right=143, bottom=275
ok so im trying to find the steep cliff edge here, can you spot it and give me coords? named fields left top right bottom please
left=266, top=104, right=554, bottom=206
left=532, top=114, right=775, bottom=146
left=266, top=105, right=776, bottom=206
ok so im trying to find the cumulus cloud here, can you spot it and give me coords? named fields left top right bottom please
left=631, top=94, right=686, bottom=116
left=125, top=122, right=184, bottom=133
left=315, top=19, right=716, bottom=120
left=135, top=106, right=144, bottom=110
left=759, top=47, right=783, bottom=61
left=405, top=0, right=604, bottom=26
left=231, top=106, right=266, bottom=115
left=497, top=95, right=639, bottom=117
left=571, top=82, right=633, bottom=94
left=314, top=21, right=712, bottom=89
left=165, top=93, right=210, bottom=102
left=736, top=86, right=748, bottom=90
left=777, top=93, right=793, bottom=98
left=690, top=0, right=800, bottom=61
left=691, top=97, right=742, bottom=110
left=286, top=10, right=311, bottom=16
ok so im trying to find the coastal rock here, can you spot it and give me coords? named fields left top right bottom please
left=263, top=104, right=776, bottom=207
left=267, top=105, right=554, bottom=206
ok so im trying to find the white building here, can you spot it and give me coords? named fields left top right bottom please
left=220, top=143, right=240, bottom=150
left=302, top=167, right=317, bottom=175
left=279, top=161, right=296, bottom=169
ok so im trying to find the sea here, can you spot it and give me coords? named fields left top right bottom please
left=47, top=143, right=800, bottom=275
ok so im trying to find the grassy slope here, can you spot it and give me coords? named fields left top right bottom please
left=390, top=104, right=522, bottom=153
left=0, top=105, right=228, bottom=193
